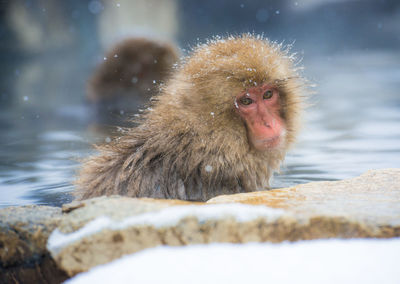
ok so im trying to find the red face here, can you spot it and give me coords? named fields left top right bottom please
left=235, top=84, right=285, bottom=151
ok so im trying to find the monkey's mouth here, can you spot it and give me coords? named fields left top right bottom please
left=251, top=128, right=286, bottom=151
left=254, top=136, right=281, bottom=149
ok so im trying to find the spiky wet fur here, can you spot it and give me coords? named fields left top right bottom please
left=76, top=34, right=307, bottom=201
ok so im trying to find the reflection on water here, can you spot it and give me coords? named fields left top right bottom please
left=0, top=108, right=91, bottom=207
left=1, top=51, right=400, bottom=207
left=273, top=51, right=400, bottom=188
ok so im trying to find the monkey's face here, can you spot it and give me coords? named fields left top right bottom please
left=235, top=84, right=286, bottom=151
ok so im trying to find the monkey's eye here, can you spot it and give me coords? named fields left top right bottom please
left=263, top=90, right=273, bottom=100
left=239, top=97, right=253, bottom=105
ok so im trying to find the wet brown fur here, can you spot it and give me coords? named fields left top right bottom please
left=87, top=37, right=179, bottom=104
left=76, top=34, right=307, bottom=201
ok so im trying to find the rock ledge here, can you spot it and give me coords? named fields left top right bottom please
left=47, top=169, right=400, bottom=276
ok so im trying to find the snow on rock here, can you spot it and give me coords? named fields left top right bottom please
left=66, top=238, right=400, bottom=284
left=48, top=203, right=284, bottom=257
left=47, top=216, right=113, bottom=256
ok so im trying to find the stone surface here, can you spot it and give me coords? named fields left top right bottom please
left=59, top=195, right=196, bottom=233
left=209, top=168, right=400, bottom=224
left=47, top=169, right=400, bottom=277
left=0, top=205, right=68, bottom=283
left=0, top=206, right=61, bottom=267
left=48, top=196, right=202, bottom=276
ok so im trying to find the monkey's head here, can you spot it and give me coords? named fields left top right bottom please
left=88, top=37, right=179, bottom=103
left=155, top=35, right=305, bottom=159
left=76, top=35, right=308, bottom=201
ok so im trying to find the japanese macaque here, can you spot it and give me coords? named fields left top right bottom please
left=87, top=37, right=179, bottom=113
left=76, top=34, right=306, bottom=201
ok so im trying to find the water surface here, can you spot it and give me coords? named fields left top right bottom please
left=1, top=50, right=399, bottom=207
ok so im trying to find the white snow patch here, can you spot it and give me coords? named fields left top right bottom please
left=47, top=204, right=284, bottom=256
left=66, top=238, right=400, bottom=284
left=48, top=217, right=112, bottom=256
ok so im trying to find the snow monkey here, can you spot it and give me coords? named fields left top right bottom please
left=87, top=37, right=179, bottom=110
left=76, top=34, right=307, bottom=201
